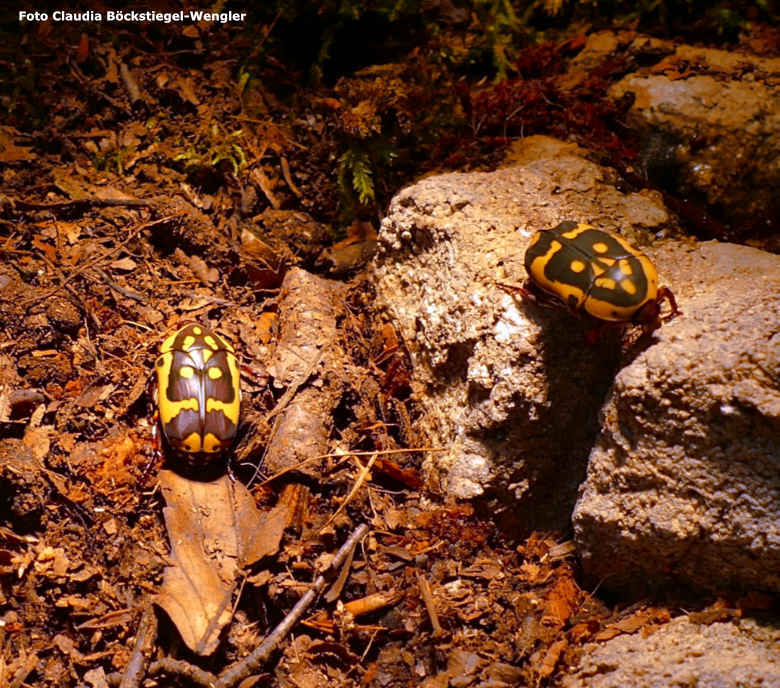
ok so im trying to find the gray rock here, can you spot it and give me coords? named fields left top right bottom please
left=373, top=136, right=676, bottom=530
left=608, top=38, right=780, bottom=233
left=375, top=134, right=780, bottom=591
left=563, top=617, right=780, bottom=688
left=573, top=240, right=780, bottom=593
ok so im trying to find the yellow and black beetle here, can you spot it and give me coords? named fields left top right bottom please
left=154, top=323, right=241, bottom=463
left=522, top=221, right=679, bottom=335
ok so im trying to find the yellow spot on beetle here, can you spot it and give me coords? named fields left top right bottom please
left=202, top=349, right=213, bottom=363
left=182, top=432, right=202, bottom=452
left=593, top=242, right=609, bottom=253
left=203, top=433, right=222, bottom=452
left=618, top=259, right=632, bottom=276
left=155, top=352, right=200, bottom=424
left=182, top=335, right=195, bottom=351
left=192, top=326, right=202, bottom=335
left=561, top=223, right=590, bottom=239
left=570, top=259, right=586, bottom=273
left=621, top=278, right=637, bottom=295
left=179, top=366, right=194, bottom=379
left=208, top=367, right=223, bottom=380
left=204, top=335, right=219, bottom=350
left=204, top=354, right=241, bottom=424
left=595, top=277, right=616, bottom=290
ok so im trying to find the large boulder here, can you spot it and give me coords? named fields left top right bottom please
left=373, top=136, right=676, bottom=531
left=563, top=616, right=780, bottom=688
left=374, top=135, right=780, bottom=592
left=572, top=31, right=780, bottom=237
left=573, top=240, right=780, bottom=593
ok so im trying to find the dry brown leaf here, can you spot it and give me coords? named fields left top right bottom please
left=109, top=257, right=137, bottom=271
left=23, top=424, right=51, bottom=462
left=174, top=248, right=219, bottom=285
left=173, top=76, right=201, bottom=105
left=59, top=222, right=83, bottom=245
left=568, top=619, right=599, bottom=643
left=256, top=311, right=276, bottom=344
left=594, top=607, right=671, bottom=641
left=52, top=169, right=141, bottom=202
left=32, top=236, right=57, bottom=263
left=380, top=322, right=398, bottom=351
left=250, top=167, right=280, bottom=209
left=542, top=575, right=579, bottom=628
left=155, top=470, right=289, bottom=655
left=76, top=608, right=134, bottom=630
left=178, top=295, right=216, bottom=311
left=536, top=638, right=567, bottom=683
left=317, top=220, right=378, bottom=273
left=0, top=128, right=34, bottom=163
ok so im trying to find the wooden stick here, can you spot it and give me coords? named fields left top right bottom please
left=417, top=572, right=443, bottom=637
left=216, top=523, right=369, bottom=688
left=118, top=604, right=157, bottom=688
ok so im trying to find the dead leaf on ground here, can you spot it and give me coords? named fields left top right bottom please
left=542, top=574, right=580, bottom=628
left=317, top=220, right=378, bottom=273
left=536, top=637, right=567, bottom=684
left=155, top=469, right=291, bottom=655
left=52, top=169, right=142, bottom=202
left=173, top=75, right=201, bottom=105
left=594, top=606, right=672, bottom=641
left=0, top=128, right=34, bottom=163
left=109, top=257, right=138, bottom=271
left=174, top=248, right=219, bottom=285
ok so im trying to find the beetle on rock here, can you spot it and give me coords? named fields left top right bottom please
left=521, top=221, right=679, bottom=335
left=154, top=323, right=241, bottom=463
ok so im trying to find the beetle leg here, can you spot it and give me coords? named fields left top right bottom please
left=138, top=446, right=162, bottom=489
left=658, top=286, right=681, bottom=321
left=495, top=280, right=535, bottom=299
left=226, top=458, right=237, bottom=483
left=138, top=381, right=162, bottom=489
left=496, top=279, right=572, bottom=314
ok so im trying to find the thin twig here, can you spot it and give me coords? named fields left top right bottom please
left=280, top=156, right=301, bottom=197
left=149, top=658, right=218, bottom=687
left=256, top=446, right=443, bottom=487
left=216, top=523, right=369, bottom=688
left=119, top=604, right=158, bottom=688
left=93, top=267, right=147, bottom=303
left=417, top=572, right=443, bottom=637
left=107, top=656, right=220, bottom=687
left=319, top=453, right=377, bottom=532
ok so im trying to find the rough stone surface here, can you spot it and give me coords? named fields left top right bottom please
left=373, top=135, right=676, bottom=530
left=605, top=34, right=780, bottom=231
left=375, top=134, right=779, bottom=590
left=573, top=240, right=780, bottom=593
left=563, top=617, right=780, bottom=688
